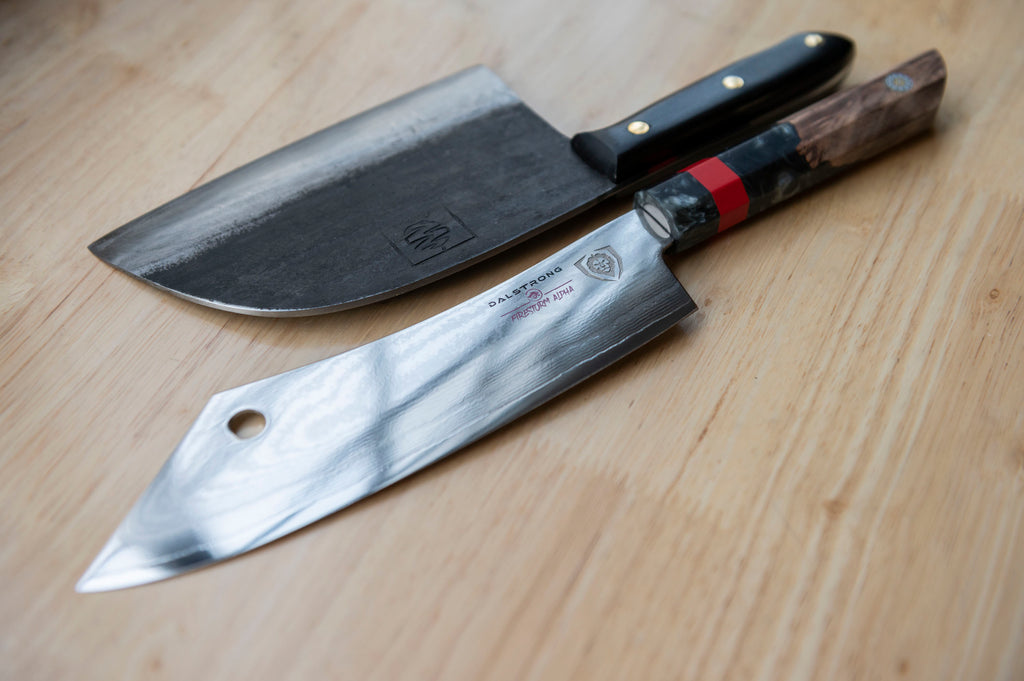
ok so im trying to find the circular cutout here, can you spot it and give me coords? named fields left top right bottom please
left=228, top=410, right=266, bottom=439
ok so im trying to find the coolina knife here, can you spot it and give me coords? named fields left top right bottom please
left=77, top=51, right=946, bottom=592
left=87, top=33, right=853, bottom=316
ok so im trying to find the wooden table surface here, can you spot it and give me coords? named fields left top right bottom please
left=2, top=0, right=1022, bottom=679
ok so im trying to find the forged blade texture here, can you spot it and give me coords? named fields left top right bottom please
left=89, top=65, right=615, bottom=316
left=78, top=211, right=695, bottom=591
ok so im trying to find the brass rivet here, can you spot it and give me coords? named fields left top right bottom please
left=804, top=33, right=824, bottom=47
left=627, top=120, right=650, bottom=135
left=722, top=75, right=744, bottom=90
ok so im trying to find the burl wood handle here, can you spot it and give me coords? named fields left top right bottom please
left=634, top=50, right=946, bottom=252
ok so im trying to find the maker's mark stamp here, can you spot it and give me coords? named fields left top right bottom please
left=387, top=208, right=476, bottom=265
left=575, top=246, right=622, bottom=281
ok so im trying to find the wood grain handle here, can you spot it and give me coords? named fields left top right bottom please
left=633, top=50, right=947, bottom=252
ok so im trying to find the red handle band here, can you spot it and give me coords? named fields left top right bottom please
left=685, top=157, right=750, bottom=232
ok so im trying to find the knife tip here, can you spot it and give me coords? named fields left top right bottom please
left=74, top=533, right=168, bottom=593
left=75, top=535, right=128, bottom=593
left=74, top=572, right=105, bottom=594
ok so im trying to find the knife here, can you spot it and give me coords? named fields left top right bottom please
left=88, top=33, right=853, bottom=316
left=77, top=51, right=946, bottom=591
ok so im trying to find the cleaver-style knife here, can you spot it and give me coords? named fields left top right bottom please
left=88, top=33, right=853, bottom=316
left=78, top=51, right=946, bottom=591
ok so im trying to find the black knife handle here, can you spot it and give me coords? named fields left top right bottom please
left=571, top=32, right=855, bottom=185
left=634, top=50, right=946, bottom=253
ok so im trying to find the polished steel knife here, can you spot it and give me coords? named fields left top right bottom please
left=78, top=51, right=946, bottom=591
left=88, top=33, right=853, bottom=316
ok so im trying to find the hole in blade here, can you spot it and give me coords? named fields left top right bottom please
left=228, top=410, right=266, bottom=439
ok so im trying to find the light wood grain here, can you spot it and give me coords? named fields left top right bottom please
left=2, top=0, right=1022, bottom=679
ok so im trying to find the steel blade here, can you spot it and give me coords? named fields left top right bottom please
left=77, top=211, right=695, bottom=591
left=89, top=66, right=615, bottom=316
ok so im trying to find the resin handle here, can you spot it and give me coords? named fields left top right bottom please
left=634, top=50, right=946, bottom=251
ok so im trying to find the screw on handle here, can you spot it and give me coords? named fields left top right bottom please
left=634, top=50, right=946, bottom=251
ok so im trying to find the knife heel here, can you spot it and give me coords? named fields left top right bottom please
left=634, top=50, right=946, bottom=252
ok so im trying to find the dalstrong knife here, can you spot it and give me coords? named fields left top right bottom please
left=88, top=33, right=854, bottom=316
left=78, top=51, right=946, bottom=592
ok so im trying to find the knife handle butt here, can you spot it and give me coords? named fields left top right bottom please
left=570, top=32, right=855, bottom=185
left=634, top=50, right=946, bottom=253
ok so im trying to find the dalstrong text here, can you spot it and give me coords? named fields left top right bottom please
left=487, top=267, right=563, bottom=307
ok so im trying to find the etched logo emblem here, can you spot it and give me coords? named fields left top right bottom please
left=575, top=246, right=622, bottom=281
left=386, top=208, right=476, bottom=265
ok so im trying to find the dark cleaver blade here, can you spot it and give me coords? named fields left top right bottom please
left=88, top=32, right=853, bottom=316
